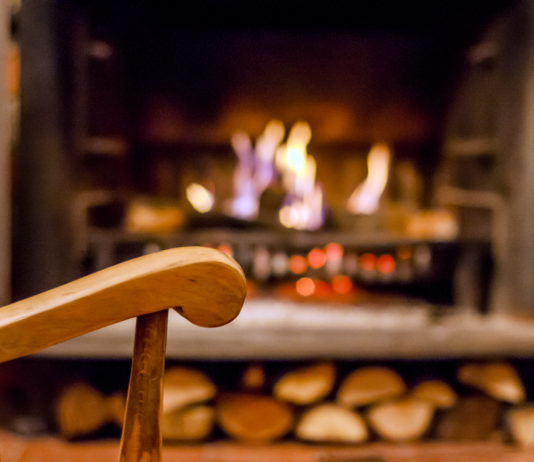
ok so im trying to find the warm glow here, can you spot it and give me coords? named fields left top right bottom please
left=276, top=122, right=312, bottom=177
left=289, top=255, right=308, bottom=274
left=360, top=253, right=376, bottom=272
left=308, top=248, right=326, bottom=269
left=276, top=122, right=324, bottom=231
left=296, top=277, right=316, bottom=296
left=186, top=183, right=214, bottom=213
left=228, top=121, right=285, bottom=220
left=278, top=184, right=324, bottom=231
left=227, top=119, right=324, bottom=229
left=377, top=254, right=395, bottom=274
left=332, top=275, right=353, bottom=294
left=347, top=143, right=391, bottom=215
left=325, top=242, right=343, bottom=261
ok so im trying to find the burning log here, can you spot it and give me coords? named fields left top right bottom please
left=507, top=405, right=534, bottom=448
left=274, top=362, right=336, bottom=405
left=216, top=393, right=293, bottom=444
left=56, top=383, right=125, bottom=438
left=124, top=198, right=184, bottom=234
left=458, top=362, right=525, bottom=403
left=412, top=380, right=457, bottom=409
left=296, top=403, right=368, bottom=444
left=337, top=366, right=406, bottom=408
left=436, top=395, right=501, bottom=440
left=367, top=397, right=434, bottom=442
left=163, top=367, right=217, bottom=413
left=162, top=405, right=215, bottom=441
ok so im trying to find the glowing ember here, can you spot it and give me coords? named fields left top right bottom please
left=332, top=275, right=353, bottom=294
left=308, top=248, right=326, bottom=269
left=360, top=253, right=376, bottom=272
left=289, top=255, right=308, bottom=274
left=296, top=277, right=316, bottom=296
left=186, top=183, right=214, bottom=214
left=377, top=254, right=395, bottom=274
left=325, top=242, right=343, bottom=261
left=347, top=142, right=391, bottom=215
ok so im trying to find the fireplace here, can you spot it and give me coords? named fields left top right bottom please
left=15, top=0, right=523, bottom=318
left=10, top=0, right=534, bottom=457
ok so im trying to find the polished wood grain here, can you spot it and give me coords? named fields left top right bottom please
left=0, top=247, right=246, bottom=363
left=120, top=310, right=168, bottom=462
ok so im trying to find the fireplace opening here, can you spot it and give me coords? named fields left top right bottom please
left=14, top=0, right=521, bottom=314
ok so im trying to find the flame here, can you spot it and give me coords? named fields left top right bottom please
left=186, top=183, right=214, bottom=214
left=276, top=122, right=324, bottom=231
left=347, top=143, right=391, bottom=215
left=279, top=184, right=324, bottom=231
left=227, top=119, right=324, bottom=230
left=229, top=120, right=285, bottom=220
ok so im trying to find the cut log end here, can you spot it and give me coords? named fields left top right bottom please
left=412, top=380, right=457, bottom=409
left=56, top=382, right=108, bottom=439
left=458, top=362, right=525, bottom=404
left=274, top=362, right=336, bottom=405
left=367, top=397, right=434, bottom=442
left=337, top=366, right=406, bottom=408
left=217, top=394, right=293, bottom=444
left=162, top=405, right=215, bottom=441
left=296, top=403, right=368, bottom=444
left=163, top=367, right=217, bottom=413
left=508, top=405, right=534, bottom=448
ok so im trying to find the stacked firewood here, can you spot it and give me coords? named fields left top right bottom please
left=55, top=361, right=534, bottom=447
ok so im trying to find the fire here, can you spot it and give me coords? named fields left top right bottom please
left=227, top=119, right=324, bottom=231
left=347, top=142, right=391, bottom=215
left=186, top=183, right=214, bottom=214
left=276, top=122, right=324, bottom=231
left=228, top=120, right=285, bottom=220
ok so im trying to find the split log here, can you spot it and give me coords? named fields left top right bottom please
left=458, top=362, right=525, bottom=403
left=163, top=367, right=217, bottom=413
left=436, top=395, right=501, bottom=440
left=296, top=403, right=368, bottom=444
left=507, top=405, right=534, bottom=448
left=274, top=362, right=336, bottom=405
left=337, top=366, right=406, bottom=408
left=56, top=383, right=125, bottom=438
left=367, top=397, right=434, bottom=442
left=216, top=393, right=293, bottom=444
left=412, top=380, right=457, bottom=409
left=162, top=404, right=215, bottom=441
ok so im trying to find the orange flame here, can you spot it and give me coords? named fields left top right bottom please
left=347, top=143, right=391, bottom=215
left=276, top=122, right=324, bottom=230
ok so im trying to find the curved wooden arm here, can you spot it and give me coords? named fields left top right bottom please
left=0, top=246, right=246, bottom=363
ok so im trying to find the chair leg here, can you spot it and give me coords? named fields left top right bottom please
left=119, top=310, right=169, bottom=462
